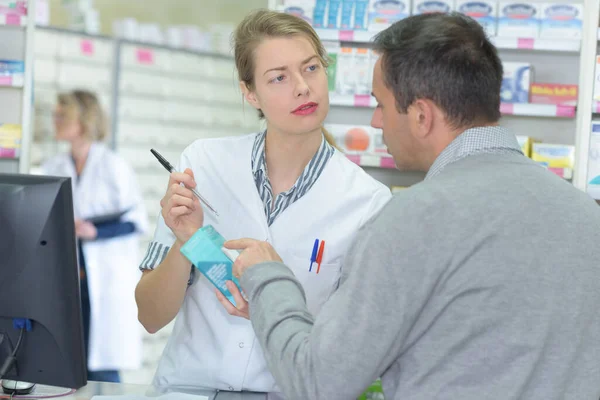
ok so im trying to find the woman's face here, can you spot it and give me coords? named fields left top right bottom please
left=243, top=35, right=330, bottom=136
left=53, top=104, right=83, bottom=142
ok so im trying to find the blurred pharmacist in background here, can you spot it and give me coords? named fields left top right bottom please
left=134, top=9, right=391, bottom=394
left=42, top=90, right=148, bottom=383
left=226, top=12, right=600, bottom=400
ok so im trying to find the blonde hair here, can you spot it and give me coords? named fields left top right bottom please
left=233, top=9, right=338, bottom=149
left=57, top=90, right=108, bottom=142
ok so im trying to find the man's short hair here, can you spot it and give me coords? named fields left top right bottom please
left=373, top=13, right=503, bottom=129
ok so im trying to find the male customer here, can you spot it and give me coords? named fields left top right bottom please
left=226, top=13, right=600, bottom=400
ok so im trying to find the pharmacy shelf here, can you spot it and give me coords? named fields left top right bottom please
left=0, top=14, right=27, bottom=27
left=330, top=94, right=576, bottom=118
left=0, top=78, right=23, bottom=87
left=316, top=28, right=580, bottom=52
left=346, top=153, right=395, bottom=169
left=593, top=101, right=600, bottom=113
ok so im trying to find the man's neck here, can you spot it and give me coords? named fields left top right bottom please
left=70, top=139, right=92, bottom=176
left=265, top=127, right=323, bottom=197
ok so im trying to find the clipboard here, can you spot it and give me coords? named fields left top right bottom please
left=86, top=208, right=131, bottom=225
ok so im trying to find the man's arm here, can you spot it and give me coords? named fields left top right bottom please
left=241, top=197, right=435, bottom=399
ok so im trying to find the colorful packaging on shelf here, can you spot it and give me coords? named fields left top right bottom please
left=313, top=0, right=328, bottom=28
left=0, top=123, right=21, bottom=159
left=412, top=0, right=454, bottom=15
left=282, top=0, right=315, bottom=25
left=325, top=42, right=340, bottom=92
left=529, top=83, right=578, bottom=106
left=531, top=143, right=575, bottom=169
left=456, top=0, right=498, bottom=37
left=497, top=1, right=540, bottom=38
left=515, top=135, right=537, bottom=157
left=335, top=47, right=355, bottom=95
left=354, top=0, right=370, bottom=29
left=179, top=225, right=243, bottom=307
left=372, top=127, right=386, bottom=152
left=0, top=59, right=24, bottom=86
left=328, top=0, right=343, bottom=28
left=368, top=0, right=411, bottom=32
left=354, top=48, right=371, bottom=95
left=539, top=3, right=582, bottom=40
left=340, top=0, right=355, bottom=29
left=587, top=122, right=600, bottom=200
left=0, top=0, right=27, bottom=16
left=500, top=62, right=532, bottom=104
left=325, top=124, right=374, bottom=153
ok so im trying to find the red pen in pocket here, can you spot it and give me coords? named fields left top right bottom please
left=316, top=240, right=325, bottom=274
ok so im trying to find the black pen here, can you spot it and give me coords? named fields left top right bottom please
left=150, top=148, right=219, bottom=217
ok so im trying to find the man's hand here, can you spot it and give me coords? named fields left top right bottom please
left=224, top=238, right=283, bottom=279
left=75, top=219, right=97, bottom=240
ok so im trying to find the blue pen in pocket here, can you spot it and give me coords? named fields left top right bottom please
left=180, top=225, right=242, bottom=306
left=309, top=239, right=319, bottom=272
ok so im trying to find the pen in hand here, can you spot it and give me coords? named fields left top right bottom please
left=150, top=148, right=220, bottom=217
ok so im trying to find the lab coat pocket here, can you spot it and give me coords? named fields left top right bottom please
left=287, top=255, right=341, bottom=316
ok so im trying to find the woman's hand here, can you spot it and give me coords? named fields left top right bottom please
left=75, top=219, right=97, bottom=240
left=215, top=281, right=249, bottom=319
left=160, top=168, right=204, bottom=243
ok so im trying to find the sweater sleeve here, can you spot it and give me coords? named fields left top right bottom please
left=240, top=195, right=436, bottom=399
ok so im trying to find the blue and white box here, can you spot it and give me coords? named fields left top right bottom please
left=313, top=0, right=328, bottom=28
left=501, top=62, right=532, bottom=103
left=340, top=0, right=355, bottom=29
left=413, top=0, right=454, bottom=15
left=368, top=0, right=412, bottom=32
left=180, top=225, right=243, bottom=306
left=456, top=0, right=498, bottom=37
left=0, top=60, right=24, bottom=86
left=498, top=1, right=540, bottom=38
left=540, top=3, right=582, bottom=40
left=354, top=0, right=370, bottom=29
left=328, top=0, right=343, bottom=28
left=588, top=122, right=600, bottom=200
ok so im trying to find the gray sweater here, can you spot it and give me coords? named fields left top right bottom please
left=241, top=152, right=600, bottom=400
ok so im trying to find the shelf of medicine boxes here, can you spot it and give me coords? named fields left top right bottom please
left=316, top=29, right=581, bottom=53
left=330, top=93, right=576, bottom=118
left=0, top=14, right=27, bottom=27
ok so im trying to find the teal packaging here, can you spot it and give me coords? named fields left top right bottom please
left=180, top=225, right=242, bottom=306
left=340, top=0, right=355, bottom=29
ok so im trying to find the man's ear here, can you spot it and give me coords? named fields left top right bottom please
left=411, top=99, right=434, bottom=139
left=239, top=81, right=260, bottom=110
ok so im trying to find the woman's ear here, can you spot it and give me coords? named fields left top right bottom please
left=239, top=81, right=260, bottom=110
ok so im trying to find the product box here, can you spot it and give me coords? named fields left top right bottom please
left=500, top=62, right=532, bottom=104
left=0, top=59, right=24, bottom=87
left=412, top=0, right=454, bottom=15
left=372, top=127, right=386, bottom=152
left=529, top=83, right=578, bottom=106
left=497, top=1, right=540, bottom=38
left=325, top=124, right=374, bottom=153
left=282, top=0, right=315, bottom=25
left=531, top=143, right=575, bottom=169
left=368, top=0, right=412, bottom=32
left=354, top=48, right=371, bottom=95
left=587, top=122, right=600, bottom=200
left=516, top=135, right=532, bottom=157
left=328, top=0, right=343, bottom=28
left=0, top=123, right=21, bottom=159
left=354, top=0, right=370, bottom=29
left=340, top=0, right=355, bottom=29
left=180, top=225, right=242, bottom=306
left=539, top=3, right=582, bottom=40
left=456, top=0, right=498, bottom=37
left=325, top=42, right=340, bottom=92
left=313, top=0, right=328, bottom=28
left=335, top=47, right=355, bottom=95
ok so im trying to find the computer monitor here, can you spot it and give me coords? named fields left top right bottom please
left=0, top=173, right=87, bottom=390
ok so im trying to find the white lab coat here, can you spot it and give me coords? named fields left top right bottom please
left=42, top=142, right=149, bottom=371
left=150, top=135, right=392, bottom=393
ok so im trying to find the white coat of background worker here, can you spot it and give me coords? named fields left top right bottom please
left=134, top=9, right=392, bottom=394
left=42, top=90, right=148, bottom=383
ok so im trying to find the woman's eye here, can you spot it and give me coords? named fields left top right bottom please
left=271, top=75, right=285, bottom=83
left=307, top=65, right=318, bottom=72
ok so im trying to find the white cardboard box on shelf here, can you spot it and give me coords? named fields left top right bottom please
left=497, top=1, right=540, bottom=38
left=539, top=3, right=583, bottom=40
left=456, top=0, right=498, bottom=36
left=501, top=62, right=532, bottom=104
left=368, top=0, right=412, bottom=32
left=413, top=0, right=454, bottom=15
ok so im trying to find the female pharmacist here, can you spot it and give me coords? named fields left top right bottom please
left=135, top=9, right=392, bottom=393
left=42, top=90, right=148, bottom=383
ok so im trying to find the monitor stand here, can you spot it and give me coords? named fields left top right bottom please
left=1, top=380, right=35, bottom=395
